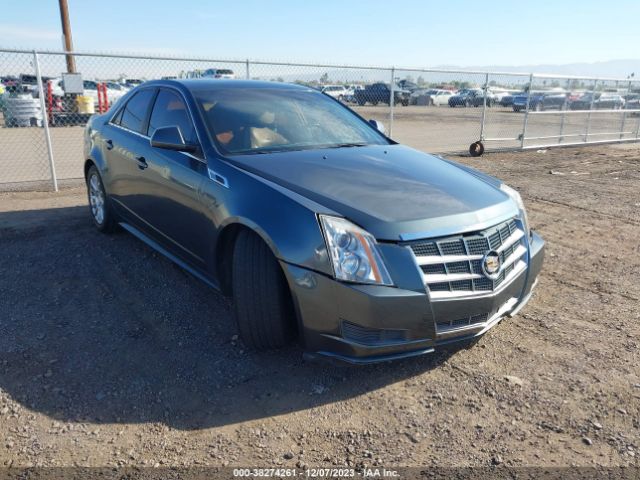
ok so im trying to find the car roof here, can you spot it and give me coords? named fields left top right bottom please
left=144, top=79, right=311, bottom=93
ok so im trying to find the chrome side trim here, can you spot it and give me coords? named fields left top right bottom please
left=118, top=221, right=219, bottom=291
left=207, top=168, right=229, bottom=188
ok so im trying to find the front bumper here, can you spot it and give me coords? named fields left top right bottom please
left=282, top=231, right=545, bottom=365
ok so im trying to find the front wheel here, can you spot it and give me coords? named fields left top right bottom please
left=86, top=165, right=118, bottom=233
left=232, top=229, right=296, bottom=350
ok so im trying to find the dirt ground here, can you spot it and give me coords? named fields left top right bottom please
left=0, top=144, right=639, bottom=471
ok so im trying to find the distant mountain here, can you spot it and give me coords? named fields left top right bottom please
left=260, top=59, right=640, bottom=86
left=434, top=59, right=639, bottom=80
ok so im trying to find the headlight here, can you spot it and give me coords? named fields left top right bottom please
left=319, top=215, right=393, bottom=286
left=500, top=183, right=530, bottom=237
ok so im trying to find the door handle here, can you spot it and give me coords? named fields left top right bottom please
left=105, top=139, right=113, bottom=150
left=136, top=156, right=148, bottom=170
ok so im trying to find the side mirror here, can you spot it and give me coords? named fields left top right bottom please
left=150, top=126, right=197, bottom=153
left=368, top=119, right=386, bottom=134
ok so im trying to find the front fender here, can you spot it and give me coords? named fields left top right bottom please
left=203, top=158, right=335, bottom=277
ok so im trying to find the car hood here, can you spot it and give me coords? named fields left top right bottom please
left=228, top=145, right=517, bottom=240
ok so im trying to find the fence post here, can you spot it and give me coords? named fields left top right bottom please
left=584, top=79, right=598, bottom=142
left=619, top=80, right=632, bottom=139
left=33, top=50, right=58, bottom=192
left=245, top=59, right=250, bottom=80
left=558, top=78, right=571, bottom=143
left=389, top=67, right=395, bottom=136
left=520, top=73, right=534, bottom=149
left=479, top=72, right=489, bottom=141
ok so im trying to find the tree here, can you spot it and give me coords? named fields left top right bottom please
left=319, top=72, right=329, bottom=84
left=417, top=75, right=426, bottom=86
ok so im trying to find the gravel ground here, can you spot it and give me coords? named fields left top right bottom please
left=0, top=144, right=638, bottom=471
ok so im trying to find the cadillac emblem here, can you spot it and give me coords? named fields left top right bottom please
left=482, top=251, right=502, bottom=279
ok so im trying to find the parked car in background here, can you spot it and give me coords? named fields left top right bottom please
left=411, top=89, right=454, bottom=106
left=490, top=89, right=514, bottom=105
left=569, top=92, right=625, bottom=110
left=83, top=79, right=544, bottom=363
left=448, top=89, right=494, bottom=107
left=107, top=81, right=130, bottom=95
left=623, top=93, right=640, bottom=113
left=354, top=83, right=410, bottom=106
left=512, top=91, right=567, bottom=112
left=1, top=76, right=19, bottom=89
left=120, top=78, right=144, bottom=89
left=48, top=78, right=127, bottom=106
left=499, top=92, right=523, bottom=107
left=343, top=84, right=364, bottom=103
left=321, top=85, right=349, bottom=101
left=201, top=68, right=236, bottom=79
left=396, top=79, right=419, bottom=92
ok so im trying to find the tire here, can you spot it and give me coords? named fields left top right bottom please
left=357, top=99, right=365, bottom=106
left=232, top=229, right=296, bottom=350
left=401, top=99, right=409, bottom=106
left=372, top=101, right=379, bottom=106
left=86, top=165, right=118, bottom=233
left=469, top=141, right=485, bottom=157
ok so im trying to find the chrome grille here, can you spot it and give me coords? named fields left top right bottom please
left=407, top=218, right=527, bottom=299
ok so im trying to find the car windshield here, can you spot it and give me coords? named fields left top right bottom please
left=195, top=87, right=389, bottom=155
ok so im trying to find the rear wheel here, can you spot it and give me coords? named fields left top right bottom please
left=232, top=229, right=296, bottom=350
left=86, top=165, right=118, bottom=233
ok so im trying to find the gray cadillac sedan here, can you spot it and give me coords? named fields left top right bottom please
left=84, top=79, right=544, bottom=364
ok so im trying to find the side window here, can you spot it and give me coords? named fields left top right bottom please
left=120, top=89, right=156, bottom=134
left=147, top=89, right=197, bottom=144
left=110, top=106, right=124, bottom=125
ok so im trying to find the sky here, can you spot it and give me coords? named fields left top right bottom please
left=0, top=0, right=638, bottom=69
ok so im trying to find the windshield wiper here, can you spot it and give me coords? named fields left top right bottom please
left=327, top=142, right=369, bottom=148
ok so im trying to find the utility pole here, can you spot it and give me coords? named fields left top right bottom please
left=58, top=0, right=76, bottom=73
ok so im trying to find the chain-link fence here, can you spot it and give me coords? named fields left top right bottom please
left=2, top=48, right=640, bottom=191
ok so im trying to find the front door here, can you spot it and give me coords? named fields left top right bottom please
left=130, top=88, right=211, bottom=270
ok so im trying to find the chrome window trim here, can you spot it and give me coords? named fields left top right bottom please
left=207, top=168, right=229, bottom=188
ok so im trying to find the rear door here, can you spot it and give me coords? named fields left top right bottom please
left=103, top=87, right=158, bottom=227
left=132, top=88, right=211, bottom=269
